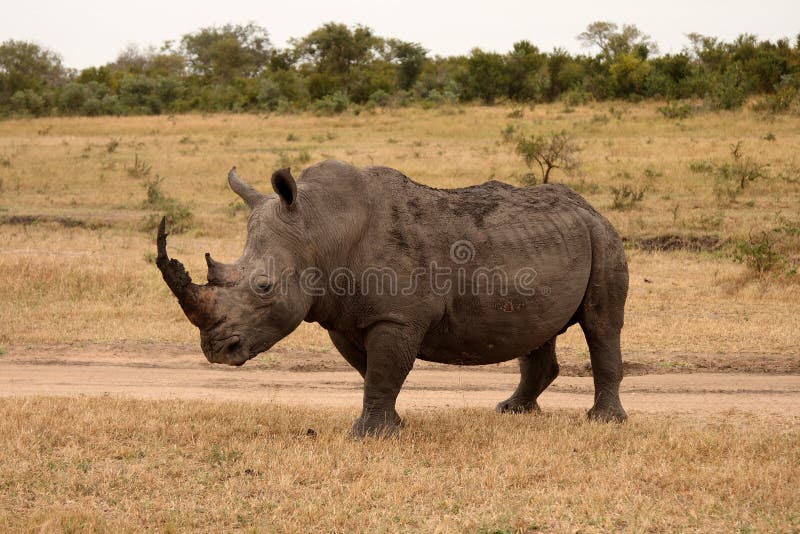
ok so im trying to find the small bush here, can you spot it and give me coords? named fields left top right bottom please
left=689, top=160, right=714, bottom=174
left=127, top=153, right=152, bottom=178
left=733, top=232, right=782, bottom=273
left=142, top=205, right=193, bottom=235
left=706, top=66, right=748, bottom=110
left=713, top=142, right=769, bottom=200
left=226, top=200, right=248, bottom=218
left=610, top=184, right=646, bottom=210
left=106, top=138, right=120, bottom=153
left=368, top=89, right=390, bottom=107
left=752, top=75, right=799, bottom=115
left=140, top=175, right=193, bottom=234
left=513, top=130, right=581, bottom=184
left=507, top=106, right=525, bottom=118
left=143, top=175, right=167, bottom=207
left=561, top=87, right=590, bottom=107
left=311, top=92, right=349, bottom=116
left=658, top=101, right=692, bottom=119
left=500, top=124, right=517, bottom=143
left=297, top=149, right=311, bottom=164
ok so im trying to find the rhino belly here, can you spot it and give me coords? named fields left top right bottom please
left=418, top=275, right=587, bottom=365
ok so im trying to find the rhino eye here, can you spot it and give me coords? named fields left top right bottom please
left=250, top=275, right=274, bottom=297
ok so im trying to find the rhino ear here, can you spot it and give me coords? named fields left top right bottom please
left=271, top=167, right=297, bottom=207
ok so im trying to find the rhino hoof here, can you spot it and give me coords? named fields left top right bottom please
left=350, top=414, right=403, bottom=438
left=496, top=398, right=541, bottom=414
left=587, top=405, right=628, bottom=423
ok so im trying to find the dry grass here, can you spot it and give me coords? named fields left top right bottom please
left=2, top=105, right=799, bottom=532
left=0, top=397, right=797, bottom=532
left=1, top=102, right=799, bottom=355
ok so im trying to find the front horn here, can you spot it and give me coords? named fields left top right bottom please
left=156, top=217, right=216, bottom=329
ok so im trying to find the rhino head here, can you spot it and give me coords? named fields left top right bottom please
left=156, top=167, right=312, bottom=366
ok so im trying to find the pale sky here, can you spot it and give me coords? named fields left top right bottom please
left=2, top=0, right=798, bottom=70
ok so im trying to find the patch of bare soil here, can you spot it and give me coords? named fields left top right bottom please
left=1, top=343, right=798, bottom=418
left=5, top=343, right=797, bottom=375
left=0, top=214, right=114, bottom=230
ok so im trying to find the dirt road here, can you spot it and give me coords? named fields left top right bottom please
left=1, top=344, right=798, bottom=417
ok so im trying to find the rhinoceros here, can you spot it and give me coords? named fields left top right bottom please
left=157, top=160, right=628, bottom=436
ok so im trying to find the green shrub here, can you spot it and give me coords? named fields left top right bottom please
left=368, top=89, right=390, bottom=106
left=715, top=141, right=769, bottom=192
left=142, top=205, right=193, bottom=235
left=752, top=75, right=799, bottom=115
left=140, top=175, right=194, bottom=234
left=311, top=91, right=349, bottom=116
left=143, top=175, right=167, bottom=207
left=500, top=124, right=517, bottom=143
left=58, top=83, right=90, bottom=114
left=10, top=89, right=46, bottom=116
left=706, top=66, right=748, bottom=110
left=689, top=160, right=714, bottom=174
left=657, top=100, right=692, bottom=119
left=226, top=199, right=248, bottom=218
left=733, top=232, right=782, bottom=273
left=561, top=87, right=590, bottom=106
left=610, top=184, right=646, bottom=210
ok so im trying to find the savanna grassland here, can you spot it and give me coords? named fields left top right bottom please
left=1, top=398, right=798, bottom=532
left=1, top=102, right=799, bottom=532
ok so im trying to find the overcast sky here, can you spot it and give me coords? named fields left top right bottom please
left=3, top=0, right=798, bottom=70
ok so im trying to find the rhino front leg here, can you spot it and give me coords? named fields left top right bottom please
left=328, top=330, right=367, bottom=378
left=352, top=322, right=420, bottom=438
left=496, top=337, right=559, bottom=414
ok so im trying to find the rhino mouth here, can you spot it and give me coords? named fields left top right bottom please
left=201, top=333, right=277, bottom=366
left=202, top=334, right=246, bottom=366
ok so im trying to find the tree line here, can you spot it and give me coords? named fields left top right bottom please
left=1, top=21, right=798, bottom=117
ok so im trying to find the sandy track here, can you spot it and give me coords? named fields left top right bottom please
left=1, top=345, right=798, bottom=417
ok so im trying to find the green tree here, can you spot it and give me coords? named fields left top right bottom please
left=292, top=23, right=383, bottom=95
left=462, top=48, right=507, bottom=104
left=0, top=40, right=65, bottom=110
left=547, top=48, right=585, bottom=100
left=609, top=53, right=653, bottom=96
left=387, top=39, right=427, bottom=90
left=180, top=23, right=271, bottom=81
left=505, top=41, right=549, bottom=102
left=578, top=21, right=657, bottom=61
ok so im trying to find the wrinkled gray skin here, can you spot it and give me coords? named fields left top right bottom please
left=157, top=160, right=628, bottom=436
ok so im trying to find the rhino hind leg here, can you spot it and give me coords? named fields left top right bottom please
left=578, top=226, right=629, bottom=422
left=582, top=328, right=627, bottom=422
left=496, top=337, right=559, bottom=414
